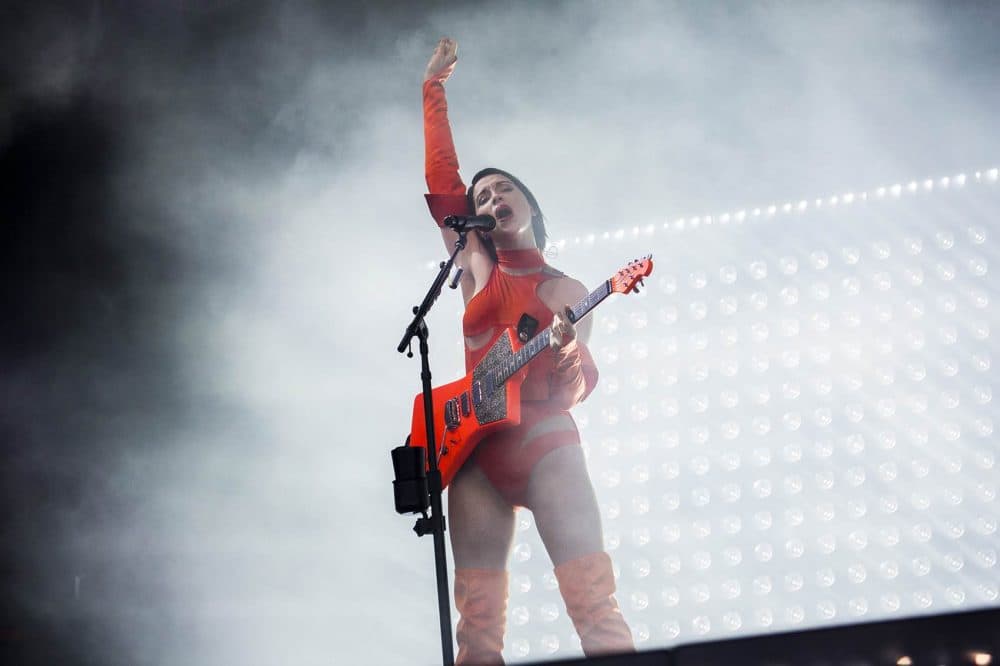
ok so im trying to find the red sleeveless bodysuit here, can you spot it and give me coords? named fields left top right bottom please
left=422, top=76, right=598, bottom=506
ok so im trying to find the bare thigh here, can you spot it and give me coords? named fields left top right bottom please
left=523, top=417, right=604, bottom=567
left=448, top=453, right=516, bottom=569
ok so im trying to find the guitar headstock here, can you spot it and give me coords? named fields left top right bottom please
left=610, top=255, right=654, bottom=295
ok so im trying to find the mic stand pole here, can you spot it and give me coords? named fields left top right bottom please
left=397, top=231, right=469, bottom=666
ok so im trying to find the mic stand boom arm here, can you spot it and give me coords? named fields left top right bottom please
left=396, top=232, right=469, bottom=666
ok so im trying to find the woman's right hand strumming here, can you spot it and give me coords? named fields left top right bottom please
left=424, top=37, right=458, bottom=84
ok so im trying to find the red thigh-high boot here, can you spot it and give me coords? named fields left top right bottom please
left=454, top=568, right=508, bottom=665
left=554, top=552, right=634, bottom=656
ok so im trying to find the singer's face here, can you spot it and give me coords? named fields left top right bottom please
left=472, top=174, right=535, bottom=245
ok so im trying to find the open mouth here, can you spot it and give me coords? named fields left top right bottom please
left=495, top=204, right=513, bottom=221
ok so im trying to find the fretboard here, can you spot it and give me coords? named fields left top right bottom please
left=493, top=280, right=613, bottom=386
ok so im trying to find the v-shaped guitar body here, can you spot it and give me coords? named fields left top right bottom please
left=409, top=330, right=525, bottom=488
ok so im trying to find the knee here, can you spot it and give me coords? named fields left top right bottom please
left=547, top=521, right=604, bottom=566
left=451, top=523, right=512, bottom=569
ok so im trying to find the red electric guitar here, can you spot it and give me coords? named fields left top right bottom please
left=409, top=256, right=654, bottom=488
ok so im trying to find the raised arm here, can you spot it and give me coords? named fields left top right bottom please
left=423, top=37, right=463, bottom=197
left=422, top=37, right=492, bottom=302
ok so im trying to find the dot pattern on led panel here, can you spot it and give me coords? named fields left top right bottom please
left=498, top=186, right=998, bottom=662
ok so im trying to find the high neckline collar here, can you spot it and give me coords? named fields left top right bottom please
left=496, top=247, right=545, bottom=271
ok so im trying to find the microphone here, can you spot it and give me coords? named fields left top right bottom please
left=443, top=214, right=496, bottom=232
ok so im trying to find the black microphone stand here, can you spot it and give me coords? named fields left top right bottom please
left=396, top=231, right=469, bottom=666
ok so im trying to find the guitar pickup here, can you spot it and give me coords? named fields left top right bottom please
left=444, top=398, right=461, bottom=430
left=460, top=392, right=471, bottom=417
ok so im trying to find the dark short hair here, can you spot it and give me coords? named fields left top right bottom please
left=467, top=168, right=548, bottom=252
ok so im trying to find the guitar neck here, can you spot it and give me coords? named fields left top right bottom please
left=495, top=280, right=613, bottom=385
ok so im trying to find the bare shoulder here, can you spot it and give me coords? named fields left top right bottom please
left=556, top=275, right=589, bottom=302
left=538, top=271, right=588, bottom=308
left=538, top=273, right=594, bottom=343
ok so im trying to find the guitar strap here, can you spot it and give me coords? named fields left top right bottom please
left=516, top=313, right=539, bottom=343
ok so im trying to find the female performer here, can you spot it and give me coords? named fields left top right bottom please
left=421, top=38, right=634, bottom=663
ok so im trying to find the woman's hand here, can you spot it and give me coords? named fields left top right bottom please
left=550, top=305, right=578, bottom=350
left=424, top=37, right=458, bottom=83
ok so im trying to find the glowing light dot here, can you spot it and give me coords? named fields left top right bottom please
left=814, top=405, right=833, bottom=427
left=810, top=250, right=830, bottom=270
left=880, top=560, right=900, bottom=579
left=510, top=637, right=530, bottom=657
left=810, top=282, right=831, bottom=301
left=969, top=256, right=989, bottom=276
left=968, top=226, right=987, bottom=244
left=752, top=479, right=773, bottom=498
left=904, top=267, right=923, bottom=285
left=935, top=231, right=955, bottom=249
left=937, top=262, right=957, bottom=280
left=779, top=256, right=799, bottom=275
left=817, top=568, right=835, bottom=587
left=786, top=606, right=805, bottom=624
